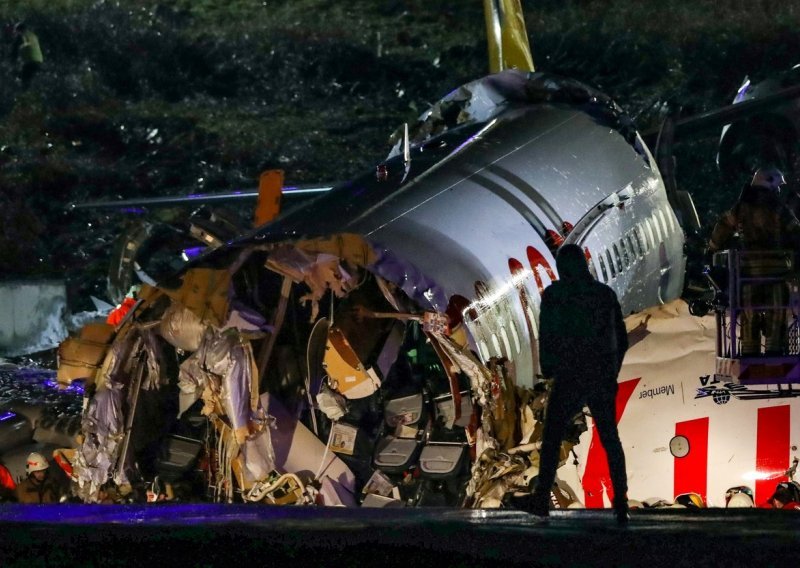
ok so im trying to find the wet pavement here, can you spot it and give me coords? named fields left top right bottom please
left=0, top=505, right=798, bottom=567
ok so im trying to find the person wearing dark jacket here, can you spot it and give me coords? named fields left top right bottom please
left=528, top=244, right=629, bottom=524
left=708, top=167, right=800, bottom=355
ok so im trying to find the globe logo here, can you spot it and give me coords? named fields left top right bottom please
left=712, top=389, right=731, bottom=405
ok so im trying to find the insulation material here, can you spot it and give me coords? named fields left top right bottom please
left=139, top=325, right=167, bottom=391
left=72, top=384, right=126, bottom=502
left=161, top=267, right=232, bottom=327
left=316, top=384, right=347, bottom=421
left=176, top=344, right=206, bottom=417
left=56, top=322, right=117, bottom=386
left=159, top=301, right=207, bottom=352
left=205, top=329, right=257, bottom=443
left=468, top=448, right=529, bottom=508
left=265, top=246, right=357, bottom=321
left=177, top=328, right=276, bottom=500
left=295, top=233, right=377, bottom=270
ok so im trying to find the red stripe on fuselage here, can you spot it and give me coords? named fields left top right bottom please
left=674, top=417, right=709, bottom=502
left=581, top=377, right=640, bottom=508
left=755, top=405, right=790, bottom=505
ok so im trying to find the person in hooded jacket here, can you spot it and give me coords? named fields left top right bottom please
left=528, top=244, right=629, bottom=525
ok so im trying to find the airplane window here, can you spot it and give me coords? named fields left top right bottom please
left=665, top=207, right=676, bottom=233
left=626, top=235, right=637, bottom=261
left=598, top=254, right=609, bottom=282
left=612, top=243, right=623, bottom=273
left=509, top=321, right=521, bottom=354
left=619, top=239, right=630, bottom=268
left=500, top=326, right=513, bottom=360
left=491, top=334, right=503, bottom=357
left=632, top=227, right=645, bottom=256
left=527, top=306, right=538, bottom=339
left=658, top=210, right=669, bottom=236
left=479, top=340, right=490, bottom=362
left=605, top=249, right=616, bottom=278
left=644, top=219, right=655, bottom=250
left=651, top=214, right=663, bottom=243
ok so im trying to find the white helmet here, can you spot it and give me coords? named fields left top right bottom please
left=726, top=492, right=755, bottom=508
left=26, top=452, right=49, bottom=474
left=751, top=167, right=786, bottom=191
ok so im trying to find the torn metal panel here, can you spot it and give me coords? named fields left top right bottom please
left=367, top=245, right=448, bottom=312
left=265, top=246, right=357, bottom=321
left=263, top=393, right=357, bottom=503
left=323, top=328, right=381, bottom=400
left=73, top=383, right=126, bottom=502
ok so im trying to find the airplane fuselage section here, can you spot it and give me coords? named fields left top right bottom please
left=232, top=71, right=686, bottom=388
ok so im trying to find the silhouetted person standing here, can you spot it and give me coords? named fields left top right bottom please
left=529, top=244, right=629, bottom=524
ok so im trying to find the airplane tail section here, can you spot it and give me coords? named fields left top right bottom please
left=483, top=0, right=535, bottom=73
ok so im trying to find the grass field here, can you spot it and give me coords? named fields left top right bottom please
left=1, top=0, right=798, bottom=304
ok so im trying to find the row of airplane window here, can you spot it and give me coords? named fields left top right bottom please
left=594, top=205, right=676, bottom=283
left=474, top=206, right=678, bottom=363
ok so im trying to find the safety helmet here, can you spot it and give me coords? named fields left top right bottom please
left=724, top=485, right=754, bottom=507
left=751, top=167, right=786, bottom=191
left=26, top=452, right=49, bottom=474
left=727, top=492, right=755, bottom=508
left=674, top=492, right=705, bottom=508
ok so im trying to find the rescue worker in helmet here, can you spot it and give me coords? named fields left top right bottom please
left=708, top=167, right=800, bottom=355
left=14, top=452, right=64, bottom=504
left=767, top=481, right=800, bottom=510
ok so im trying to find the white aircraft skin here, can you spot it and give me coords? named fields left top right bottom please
left=223, top=69, right=687, bottom=388
left=561, top=303, right=800, bottom=508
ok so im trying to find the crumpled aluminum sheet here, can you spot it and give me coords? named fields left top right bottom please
left=159, top=301, right=207, bottom=352
left=73, top=383, right=126, bottom=502
left=265, top=246, right=356, bottom=321
left=178, top=328, right=276, bottom=486
left=139, top=326, right=167, bottom=391
left=207, top=329, right=253, bottom=440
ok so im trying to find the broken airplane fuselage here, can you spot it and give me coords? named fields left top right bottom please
left=60, top=69, right=686, bottom=508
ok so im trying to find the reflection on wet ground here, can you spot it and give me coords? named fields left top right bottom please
left=1, top=506, right=798, bottom=567
left=0, top=366, right=83, bottom=417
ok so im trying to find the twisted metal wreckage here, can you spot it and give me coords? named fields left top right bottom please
left=56, top=233, right=586, bottom=507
